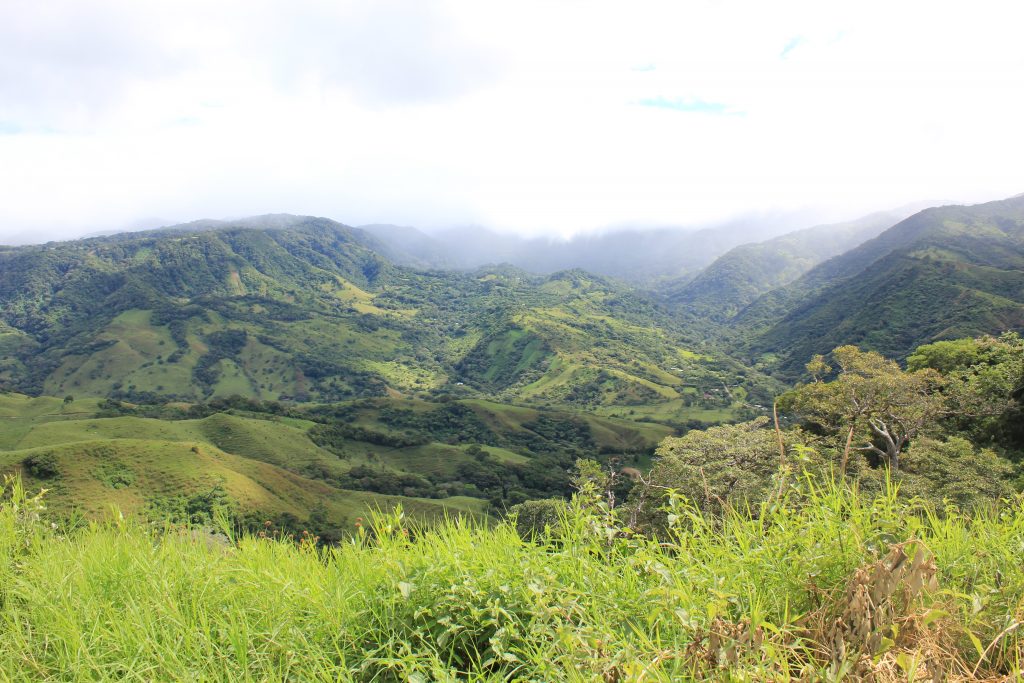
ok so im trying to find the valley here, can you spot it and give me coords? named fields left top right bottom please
left=1, top=195, right=1023, bottom=534
left=5, top=6, right=1023, bottom=676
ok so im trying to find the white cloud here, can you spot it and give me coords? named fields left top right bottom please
left=1, top=0, right=1022, bottom=240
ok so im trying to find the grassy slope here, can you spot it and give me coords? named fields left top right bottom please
left=0, top=394, right=492, bottom=526
left=2, top=437, right=484, bottom=526
left=0, top=392, right=670, bottom=525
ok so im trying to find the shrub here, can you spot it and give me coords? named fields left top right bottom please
left=22, top=453, right=61, bottom=479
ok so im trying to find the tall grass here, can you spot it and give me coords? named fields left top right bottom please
left=0, top=474, right=1021, bottom=681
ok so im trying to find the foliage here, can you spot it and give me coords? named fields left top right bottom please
left=626, top=418, right=790, bottom=530
left=908, top=333, right=1024, bottom=453
left=376, top=403, right=494, bottom=445
left=781, top=345, right=945, bottom=472
left=338, top=465, right=438, bottom=499
left=507, top=498, right=567, bottom=539
left=2, top=473, right=1024, bottom=679
left=310, top=423, right=429, bottom=450
left=898, top=436, right=1015, bottom=507
left=93, top=460, right=136, bottom=489
left=145, top=485, right=233, bottom=526
left=21, top=453, right=60, bottom=479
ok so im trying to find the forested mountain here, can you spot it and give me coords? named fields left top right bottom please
left=659, top=208, right=922, bottom=320
left=0, top=216, right=767, bottom=422
left=730, top=195, right=1024, bottom=372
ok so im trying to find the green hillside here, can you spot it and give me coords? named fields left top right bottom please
left=0, top=220, right=770, bottom=422
left=0, top=394, right=484, bottom=532
left=732, top=196, right=1024, bottom=372
left=0, top=391, right=672, bottom=527
left=662, top=210, right=909, bottom=321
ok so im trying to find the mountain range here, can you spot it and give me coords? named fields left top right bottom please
left=4, top=195, right=1024, bottom=402
left=1, top=193, right=1022, bottom=528
left=660, top=208, right=922, bottom=320
left=361, top=208, right=843, bottom=284
left=725, top=195, right=1024, bottom=372
left=0, top=215, right=766, bottom=424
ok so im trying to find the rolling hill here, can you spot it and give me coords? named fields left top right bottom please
left=0, top=391, right=671, bottom=529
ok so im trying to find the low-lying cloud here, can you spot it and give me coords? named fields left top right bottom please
left=0, top=0, right=1022, bottom=242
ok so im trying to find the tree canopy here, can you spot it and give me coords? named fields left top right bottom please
left=780, top=346, right=944, bottom=473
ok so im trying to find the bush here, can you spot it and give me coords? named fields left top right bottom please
left=508, top=498, right=566, bottom=539
left=22, top=453, right=61, bottom=479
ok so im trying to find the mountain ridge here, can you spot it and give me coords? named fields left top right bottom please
left=732, top=195, right=1024, bottom=371
left=659, top=206, right=933, bottom=320
left=0, top=217, right=767, bottom=425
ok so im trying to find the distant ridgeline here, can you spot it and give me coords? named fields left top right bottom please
left=659, top=195, right=1024, bottom=375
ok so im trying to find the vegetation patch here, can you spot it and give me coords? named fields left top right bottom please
left=93, top=460, right=136, bottom=489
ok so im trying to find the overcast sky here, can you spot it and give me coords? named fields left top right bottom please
left=1, top=0, right=1022, bottom=242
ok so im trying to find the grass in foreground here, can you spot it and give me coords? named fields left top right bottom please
left=0, top=475, right=1022, bottom=681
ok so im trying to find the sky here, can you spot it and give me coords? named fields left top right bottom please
left=1, top=0, right=1023, bottom=242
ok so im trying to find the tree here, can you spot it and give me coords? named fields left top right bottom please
left=626, top=418, right=783, bottom=529
left=908, top=334, right=1024, bottom=452
left=898, top=437, right=1014, bottom=507
left=908, top=334, right=1022, bottom=413
left=781, top=346, right=945, bottom=474
left=508, top=498, right=567, bottom=539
